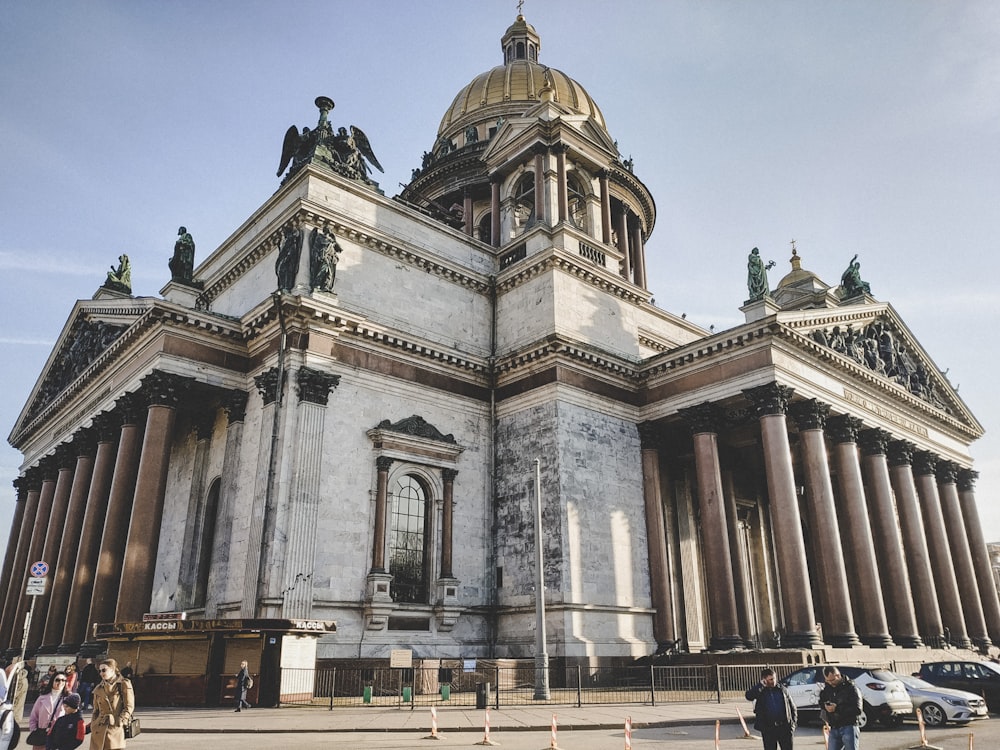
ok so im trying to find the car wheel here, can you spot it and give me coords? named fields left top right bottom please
left=920, top=703, right=946, bottom=727
left=858, top=704, right=869, bottom=730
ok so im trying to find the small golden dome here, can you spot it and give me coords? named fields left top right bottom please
left=777, top=247, right=824, bottom=289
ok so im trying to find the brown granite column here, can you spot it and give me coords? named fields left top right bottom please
left=825, top=415, right=893, bottom=647
left=440, top=469, right=457, bottom=579
left=554, top=145, right=568, bottom=223
left=0, top=481, right=29, bottom=624
left=957, top=469, right=1000, bottom=644
left=371, top=456, right=393, bottom=573
left=887, top=440, right=944, bottom=645
left=599, top=171, right=612, bottom=244
left=116, top=371, right=191, bottom=622
left=14, top=459, right=58, bottom=648
left=614, top=208, right=631, bottom=280
left=0, top=474, right=34, bottom=650
left=490, top=175, right=501, bottom=248
left=88, top=393, right=145, bottom=631
left=639, top=423, right=676, bottom=648
left=788, top=400, right=859, bottom=647
left=744, top=384, right=820, bottom=648
left=533, top=146, right=546, bottom=224
left=858, top=428, right=922, bottom=647
left=913, top=451, right=971, bottom=648
left=463, top=189, right=474, bottom=236
left=629, top=216, right=647, bottom=289
left=721, top=470, right=753, bottom=647
left=936, top=461, right=990, bottom=647
left=678, top=403, right=742, bottom=650
left=41, top=430, right=97, bottom=651
left=61, top=412, right=118, bottom=651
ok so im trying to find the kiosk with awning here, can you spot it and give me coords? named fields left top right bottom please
left=92, top=618, right=336, bottom=707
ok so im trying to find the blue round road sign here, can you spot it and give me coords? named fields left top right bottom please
left=30, top=561, right=49, bottom=577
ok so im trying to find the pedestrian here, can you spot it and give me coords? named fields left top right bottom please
left=45, top=692, right=85, bottom=750
left=745, top=667, right=797, bottom=750
left=7, top=659, right=29, bottom=722
left=28, top=671, right=68, bottom=750
left=88, top=659, right=134, bottom=750
left=63, top=664, right=78, bottom=695
left=820, top=666, right=863, bottom=750
left=234, top=660, right=252, bottom=712
left=78, top=659, right=98, bottom=710
left=38, top=666, right=58, bottom=694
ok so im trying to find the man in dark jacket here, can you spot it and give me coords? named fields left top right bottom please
left=745, top=668, right=797, bottom=750
left=819, top=666, right=863, bottom=750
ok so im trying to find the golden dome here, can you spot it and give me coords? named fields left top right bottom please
left=437, top=15, right=607, bottom=138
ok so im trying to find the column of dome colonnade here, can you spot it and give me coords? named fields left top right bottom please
left=39, top=429, right=98, bottom=652
left=59, top=412, right=119, bottom=652
left=742, top=383, right=821, bottom=648
left=957, top=469, right=1000, bottom=644
left=0, top=476, right=32, bottom=652
left=677, top=403, right=743, bottom=650
left=788, top=399, right=860, bottom=647
left=887, top=440, right=945, bottom=646
left=913, top=451, right=972, bottom=648
left=638, top=423, right=678, bottom=650
left=825, top=415, right=894, bottom=647
left=115, top=370, right=192, bottom=622
left=936, top=461, right=991, bottom=648
left=858, top=428, right=922, bottom=647
left=203, top=389, right=249, bottom=617
left=12, top=458, right=58, bottom=651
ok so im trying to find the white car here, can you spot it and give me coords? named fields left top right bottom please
left=891, top=672, right=989, bottom=727
left=780, top=665, right=913, bottom=729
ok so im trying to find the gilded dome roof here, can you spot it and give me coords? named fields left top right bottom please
left=437, top=15, right=607, bottom=138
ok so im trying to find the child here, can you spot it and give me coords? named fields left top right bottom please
left=46, top=693, right=84, bottom=750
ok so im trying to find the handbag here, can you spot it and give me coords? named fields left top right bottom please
left=25, top=727, right=48, bottom=745
left=124, top=717, right=141, bottom=739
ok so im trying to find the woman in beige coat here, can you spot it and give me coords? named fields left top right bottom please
left=88, top=659, right=134, bottom=750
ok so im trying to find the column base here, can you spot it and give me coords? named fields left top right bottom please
left=895, top=634, right=924, bottom=648
left=828, top=633, right=862, bottom=648
left=783, top=631, right=823, bottom=649
left=950, top=635, right=973, bottom=650
left=57, top=641, right=82, bottom=655
left=79, top=640, right=109, bottom=658
left=708, top=635, right=745, bottom=651
left=971, top=636, right=993, bottom=651
left=35, top=644, right=60, bottom=656
left=859, top=634, right=896, bottom=648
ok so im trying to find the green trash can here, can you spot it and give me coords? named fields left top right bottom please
left=402, top=686, right=412, bottom=703
left=440, top=684, right=451, bottom=701
left=363, top=686, right=372, bottom=704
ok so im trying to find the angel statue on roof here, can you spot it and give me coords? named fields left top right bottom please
left=276, top=96, right=383, bottom=188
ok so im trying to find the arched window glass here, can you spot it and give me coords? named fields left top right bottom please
left=477, top=212, right=492, bottom=243
left=568, top=175, right=588, bottom=232
left=512, top=173, right=535, bottom=235
left=389, top=475, right=429, bottom=603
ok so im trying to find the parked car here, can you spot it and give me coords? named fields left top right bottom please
left=780, top=665, right=912, bottom=729
left=913, top=661, right=1000, bottom=712
left=890, top=672, right=989, bottom=726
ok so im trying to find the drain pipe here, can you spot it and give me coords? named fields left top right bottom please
left=488, top=274, right=499, bottom=658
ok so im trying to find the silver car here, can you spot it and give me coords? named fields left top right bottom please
left=892, top=672, right=989, bottom=727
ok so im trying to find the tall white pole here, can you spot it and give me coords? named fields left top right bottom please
left=533, top=458, right=550, bottom=700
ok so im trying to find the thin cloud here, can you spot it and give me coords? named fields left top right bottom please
left=0, top=337, right=56, bottom=346
left=0, top=250, right=95, bottom=276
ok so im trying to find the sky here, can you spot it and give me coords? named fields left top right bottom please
left=1, top=0, right=998, bottom=566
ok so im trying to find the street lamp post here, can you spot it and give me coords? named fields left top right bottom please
left=533, top=458, right=550, bottom=700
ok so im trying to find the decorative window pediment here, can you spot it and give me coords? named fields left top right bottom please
left=368, top=414, right=464, bottom=464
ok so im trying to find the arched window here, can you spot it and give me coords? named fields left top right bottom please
left=477, top=212, right=492, bottom=243
left=389, top=474, right=430, bottom=603
left=511, top=173, right=535, bottom=235
left=568, top=174, right=589, bottom=232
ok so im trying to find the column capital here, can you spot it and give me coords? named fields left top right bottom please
left=551, top=142, right=570, bottom=155
left=957, top=468, right=979, bottom=491
left=935, top=460, right=959, bottom=485
left=297, top=367, right=341, bottom=405
left=115, top=391, right=145, bottom=426
left=442, top=468, right=458, bottom=483
left=913, top=450, right=938, bottom=477
left=140, top=370, right=192, bottom=408
left=12, top=475, right=28, bottom=496
left=192, top=406, right=216, bottom=440
left=887, top=439, right=916, bottom=467
left=55, top=443, right=77, bottom=471
left=788, top=398, right=830, bottom=430
left=23, top=466, right=44, bottom=491
left=39, top=454, right=59, bottom=481
left=743, top=382, right=795, bottom=417
left=223, top=389, right=249, bottom=424
left=531, top=143, right=549, bottom=156
left=858, top=428, right=891, bottom=457
left=376, top=456, right=394, bottom=472
left=72, top=427, right=98, bottom=458
left=678, top=402, right=724, bottom=434
left=254, top=367, right=281, bottom=405
left=489, top=171, right=504, bottom=185
left=825, top=414, right=864, bottom=444
left=638, top=421, right=664, bottom=449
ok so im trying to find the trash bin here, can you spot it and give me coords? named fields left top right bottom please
left=440, top=684, right=451, bottom=701
left=475, top=682, right=491, bottom=709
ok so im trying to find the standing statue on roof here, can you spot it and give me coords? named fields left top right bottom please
left=169, top=226, right=195, bottom=283
left=840, top=254, right=871, bottom=298
left=276, top=96, right=383, bottom=187
left=746, top=247, right=775, bottom=302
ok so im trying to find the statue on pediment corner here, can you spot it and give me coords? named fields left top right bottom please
left=169, top=226, right=195, bottom=283
left=104, top=254, right=132, bottom=294
left=840, top=254, right=871, bottom=298
left=746, top=247, right=775, bottom=302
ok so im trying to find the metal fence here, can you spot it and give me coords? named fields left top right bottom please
left=278, top=659, right=930, bottom=709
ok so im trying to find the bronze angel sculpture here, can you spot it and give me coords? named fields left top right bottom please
left=276, top=96, right=383, bottom=186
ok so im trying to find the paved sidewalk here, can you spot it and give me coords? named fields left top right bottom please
left=127, top=700, right=749, bottom=734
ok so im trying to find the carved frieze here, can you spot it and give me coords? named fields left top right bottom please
left=375, top=415, right=456, bottom=444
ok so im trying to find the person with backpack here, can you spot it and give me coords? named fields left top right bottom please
left=0, top=700, right=20, bottom=750
left=45, top=693, right=85, bottom=750
left=234, top=661, right=252, bottom=712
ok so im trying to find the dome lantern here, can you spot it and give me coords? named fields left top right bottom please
left=502, top=14, right=540, bottom=64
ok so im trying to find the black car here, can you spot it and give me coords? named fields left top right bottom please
left=914, top=661, right=1000, bottom=712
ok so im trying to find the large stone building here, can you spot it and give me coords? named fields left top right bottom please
left=3, top=14, right=999, bottom=679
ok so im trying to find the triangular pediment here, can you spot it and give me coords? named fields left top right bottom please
left=11, top=299, right=150, bottom=441
left=778, top=304, right=981, bottom=434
